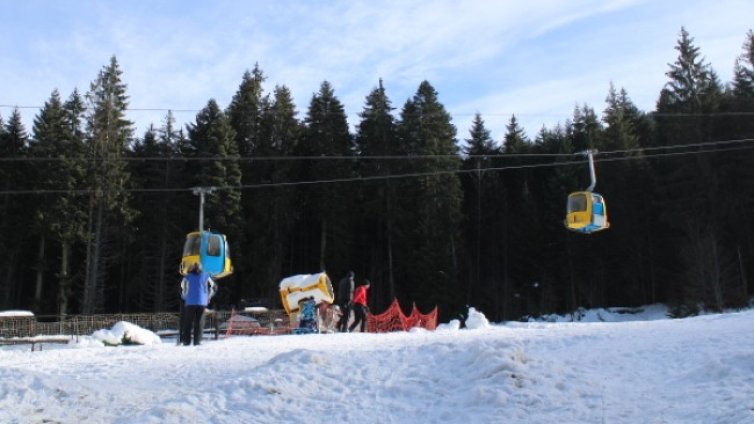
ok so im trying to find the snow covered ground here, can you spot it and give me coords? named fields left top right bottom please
left=1, top=306, right=753, bottom=423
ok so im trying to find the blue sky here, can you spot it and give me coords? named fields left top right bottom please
left=1, top=0, right=752, bottom=143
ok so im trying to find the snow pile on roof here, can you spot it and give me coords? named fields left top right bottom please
left=0, top=310, right=34, bottom=317
left=84, top=321, right=162, bottom=346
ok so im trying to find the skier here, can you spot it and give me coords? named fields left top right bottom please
left=349, top=279, right=370, bottom=333
left=336, top=271, right=355, bottom=332
left=180, top=262, right=217, bottom=346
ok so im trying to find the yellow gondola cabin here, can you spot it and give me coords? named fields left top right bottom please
left=564, top=150, right=610, bottom=234
left=565, top=191, right=609, bottom=233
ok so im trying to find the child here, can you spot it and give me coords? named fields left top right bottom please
left=294, top=297, right=318, bottom=334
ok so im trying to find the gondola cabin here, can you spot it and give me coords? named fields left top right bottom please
left=180, top=231, right=233, bottom=279
left=565, top=191, right=609, bottom=234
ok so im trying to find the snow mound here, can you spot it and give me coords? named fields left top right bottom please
left=436, top=319, right=461, bottom=331
left=465, top=307, right=490, bottom=329
left=86, top=321, right=162, bottom=346
left=529, top=304, right=671, bottom=322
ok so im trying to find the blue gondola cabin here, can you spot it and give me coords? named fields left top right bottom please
left=180, top=231, right=233, bottom=279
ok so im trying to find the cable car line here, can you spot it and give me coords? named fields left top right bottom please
left=1, top=138, right=752, bottom=163
left=4, top=103, right=754, bottom=118
left=0, top=151, right=575, bottom=162
left=1, top=141, right=753, bottom=196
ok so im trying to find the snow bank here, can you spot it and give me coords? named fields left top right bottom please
left=2, top=306, right=754, bottom=423
left=435, top=307, right=490, bottom=330
left=529, top=304, right=671, bottom=322
left=86, top=321, right=161, bottom=346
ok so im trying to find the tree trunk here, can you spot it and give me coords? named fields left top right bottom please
left=319, top=219, right=327, bottom=271
left=386, top=187, right=395, bottom=301
left=58, top=241, right=71, bottom=316
left=83, top=199, right=95, bottom=312
left=738, top=246, right=748, bottom=303
left=2, top=253, right=17, bottom=309
left=84, top=201, right=105, bottom=314
left=34, top=236, right=46, bottom=305
left=711, top=237, right=723, bottom=311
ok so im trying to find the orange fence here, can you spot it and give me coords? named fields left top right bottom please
left=368, top=299, right=438, bottom=333
left=222, top=299, right=438, bottom=337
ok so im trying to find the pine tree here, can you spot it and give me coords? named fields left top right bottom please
left=0, top=108, right=29, bottom=308
left=227, top=65, right=268, bottom=157
left=128, top=113, right=186, bottom=312
left=717, top=30, right=754, bottom=307
left=734, top=30, right=754, bottom=94
left=655, top=28, right=731, bottom=310
left=601, top=85, right=657, bottom=305
left=28, top=90, right=88, bottom=314
left=242, top=84, right=302, bottom=302
left=395, top=81, right=463, bottom=314
left=354, top=79, right=399, bottom=309
left=460, top=114, right=501, bottom=311
left=187, top=99, right=243, bottom=302
left=226, top=66, right=268, bottom=296
left=298, top=81, right=354, bottom=273
left=60, top=90, right=88, bottom=314
left=82, top=56, right=135, bottom=313
left=503, top=115, right=528, bottom=154
left=495, top=116, right=533, bottom=320
left=728, top=30, right=754, bottom=137
left=259, top=85, right=302, bottom=297
left=571, top=104, right=603, bottom=152
left=532, top=125, right=578, bottom=314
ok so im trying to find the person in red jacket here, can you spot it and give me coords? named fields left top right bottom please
left=348, top=279, right=370, bottom=332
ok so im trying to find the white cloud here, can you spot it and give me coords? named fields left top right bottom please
left=1, top=0, right=750, bottom=143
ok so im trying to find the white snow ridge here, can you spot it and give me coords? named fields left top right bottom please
left=1, top=306, right=753, bottom=423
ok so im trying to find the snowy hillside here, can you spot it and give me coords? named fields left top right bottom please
left=1, top=306, right=753, bottom=423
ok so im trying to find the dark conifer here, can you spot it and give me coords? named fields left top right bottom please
left=395, top=81, right=463, bottom=313
left=354, top=79, right=399, bottom=309
left=0, top=108, right=29, bottom=308
left=298, top=81, right=354, bottom=273
left=460, top=114, right=501, bottom=314
left=82, top=56, right=135, bottom=313
left=656, top=28, right=731, bottom=311
left=28, top=90, right=87, bottom=314
left=187, top=99, right=243, bottom=302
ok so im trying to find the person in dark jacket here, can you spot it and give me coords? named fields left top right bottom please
left=180, top=262, right=217, bottom=346
left=349, top=279, right=370, bottom=333
left=336, top=271, right=355, bottom=332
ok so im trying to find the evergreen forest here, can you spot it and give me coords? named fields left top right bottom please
left=1, top=28, right=754, bottom=321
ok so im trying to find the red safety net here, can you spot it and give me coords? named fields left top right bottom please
left=367, top=299, right=438, bottom=333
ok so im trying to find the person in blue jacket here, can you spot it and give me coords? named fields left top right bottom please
left=180, top=262, right=217, bottom=346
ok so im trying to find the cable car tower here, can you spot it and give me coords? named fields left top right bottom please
left=179, top=187, right=233, bottom=279
left=565, top=150, right=610, bottom=234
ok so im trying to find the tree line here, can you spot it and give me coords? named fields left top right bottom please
left=1, top=27, right=753, bottom=320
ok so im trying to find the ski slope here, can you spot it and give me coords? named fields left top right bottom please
left=1, top=306, right=753, bottom=423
